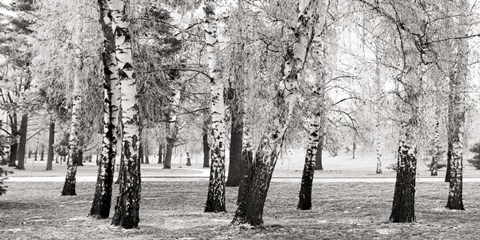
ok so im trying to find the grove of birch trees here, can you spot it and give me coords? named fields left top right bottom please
left=1, top=0, right=480, bottom=229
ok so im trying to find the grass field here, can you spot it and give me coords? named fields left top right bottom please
left=1, top=180, right=480, bottom=239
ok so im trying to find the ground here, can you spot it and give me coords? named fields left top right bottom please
left=1, top=153, right=480, bottom=239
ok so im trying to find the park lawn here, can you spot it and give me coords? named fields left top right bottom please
left=1, top=181, right=480, bottom=239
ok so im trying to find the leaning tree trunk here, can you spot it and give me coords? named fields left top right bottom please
left=111, top=0, right=141, bottom=229
left=46, top=120, right=54, bottom=171
left=90, top=0, right=121, bottom=219
left=233, top=0, right=318, bottom=226
left=446, top=12, right=467, bottom=209
left=16, top=113, right=28, bottom=170
left=204, top=0, right=227, bottom=213
left=297, top=113, right=321, bottom=210
left=298, top=23, right=326, bottom=210
left=61, top=15, right=83, bottom=196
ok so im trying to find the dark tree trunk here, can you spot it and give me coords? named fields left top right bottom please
left=202, top=131, right=210, bottom=168
left=8, top=112, right=18, bottom=167
left=186, top=152, right=191, bottom=166
left=445, top=141, right=452, bottom=182
left=389, top=143, right=416, bottom=223
left=237, top=146, right=253, bottom=205
left=16, top=113, right=28, bottom=170
left=144, top=144, right=149, bottom=164
left=163, top=138, right=173, bottom=169
left=46, top=121, right=54, bottom=171
left=314, top=135, right=324, bottom=170
left=34, top=148, right=38, bottom=162
left=157, top=142, right=163, bottom=164
left=233, top=147, right=275, bottom=226
left=139, top=142, right=144, bottom=164
left=28, top=149, right=32, bottom=159
left=40, top=145, right=45, bottom=161
left=76, top=148, right=84, bottom=166
left=226, top=100, right=243, bottom=187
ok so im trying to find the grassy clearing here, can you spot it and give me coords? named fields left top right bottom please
left=1, top=180, right=480, bottom=239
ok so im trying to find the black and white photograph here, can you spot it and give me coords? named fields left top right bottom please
left=1, top=0, right=480, bottom=239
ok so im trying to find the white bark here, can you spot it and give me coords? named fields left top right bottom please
left=204, top=0, right=227, bottom=212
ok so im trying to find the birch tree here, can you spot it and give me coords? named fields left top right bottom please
left=298, top=0, right=327, bottom=210
left=110, top=0, right=141, bottom=229
left=233, top=0, right=318, bottom=226
left=446, top=0, right=468, bottom=210
left=90, top=0, right=121, bottom=219
left=204, top=0, right=227, bottom=213
left=61, top=11, right=84, bottom=196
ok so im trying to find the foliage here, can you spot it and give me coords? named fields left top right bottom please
left=468, top=142, right=480, bottom=170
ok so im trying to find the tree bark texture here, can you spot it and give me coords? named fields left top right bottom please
left=46, top=120, right=54, bottom=171
left=16, top=113, right=28, bottom=170
left=233, top=0, right=318, bottom=226
left=204, top=0, right=227, bottom=213
left=110, top=0, right=141, bottom=229
left=297, top=113, right=321, bottom=210
left=90, top=0, right=121, bottom=219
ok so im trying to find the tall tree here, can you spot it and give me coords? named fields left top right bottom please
left=61, top=10, right=84, bottom=196
left=204, top=0, right=227, bottom=213
left=226, top=0, right=246, bottom=187
left=90, top=0, right=121, bottom=219
left=298, top=2, right=326, bottom=210
left=446, top=0, right=468, bottom=210
left=233, top=0, right=318, bottom=226
left=110, top=0, right=141, bottom=229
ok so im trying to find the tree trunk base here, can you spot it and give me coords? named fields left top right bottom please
left=62, top=179, right=77, bottom=196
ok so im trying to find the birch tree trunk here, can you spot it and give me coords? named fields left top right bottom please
left=90, top=0, right=121, bottom=219
left=298, top=21, right=326, bottom=210
left=431, top=108, right=440, bottom=176
left=204, top=0, right=227, bottom=213
left=61, top=13, right=83, bottom=196
left=110, top=0, right=141, bottom=228
left=233, top=0, right=318, bottom=226
left=446, top=1, right=467, bottom=209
